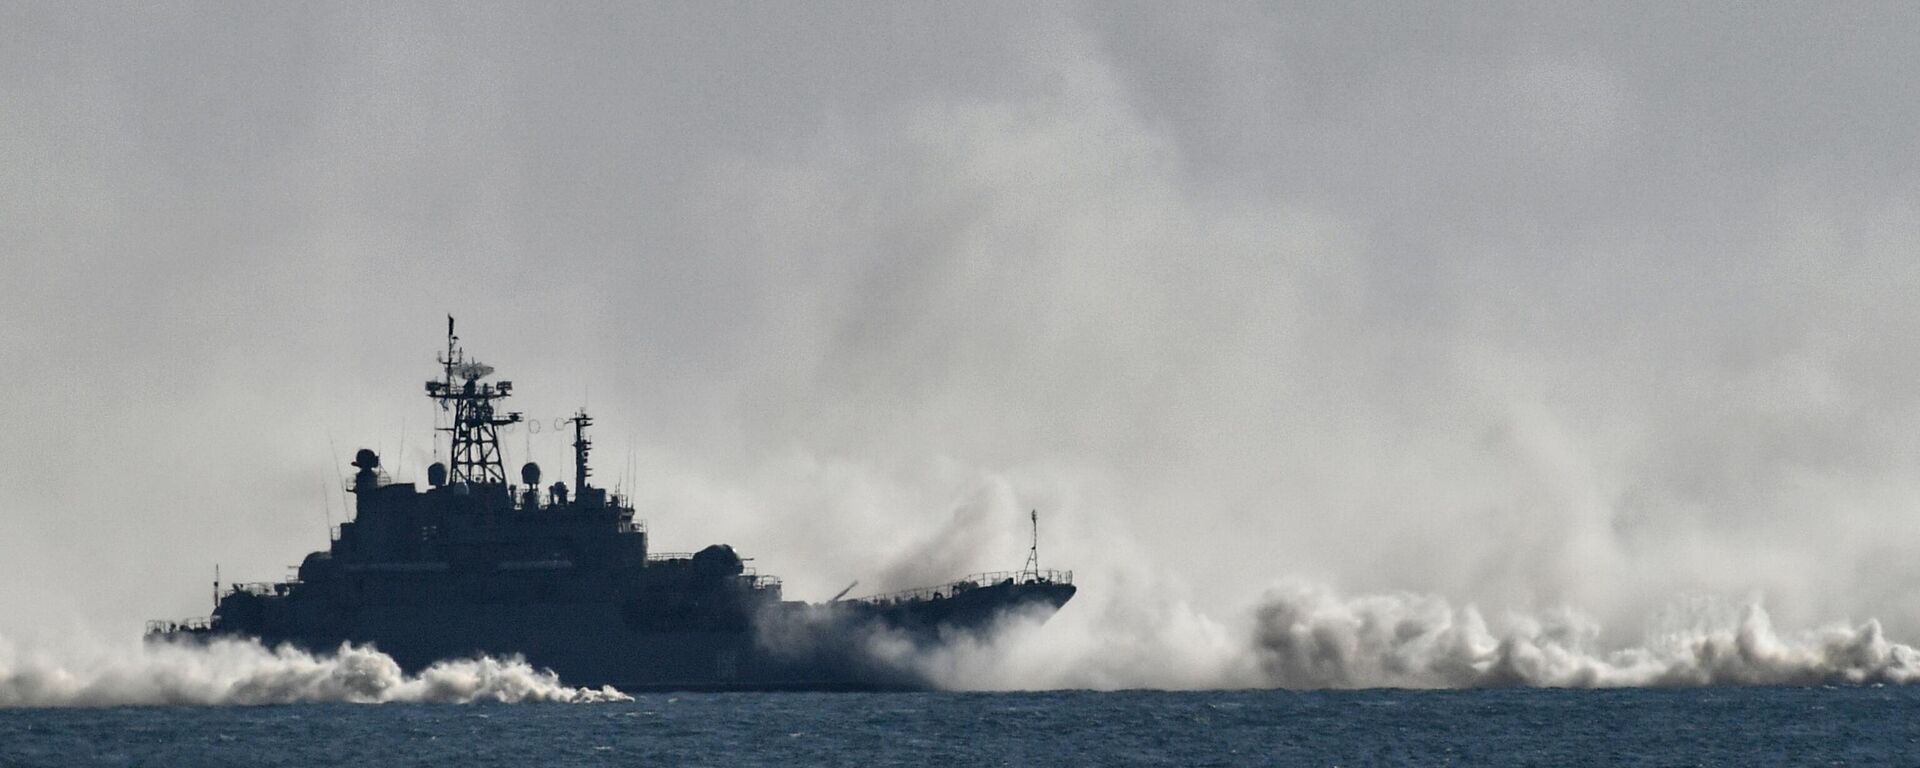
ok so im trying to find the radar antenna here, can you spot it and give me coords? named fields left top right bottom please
left=424, top=316, right=522, bottom=485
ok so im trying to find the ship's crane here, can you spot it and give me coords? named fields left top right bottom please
left=1022, top=509, right=1042, bottom=580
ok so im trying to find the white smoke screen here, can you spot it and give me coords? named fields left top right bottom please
left=7, top=2, right=1920, bottom=695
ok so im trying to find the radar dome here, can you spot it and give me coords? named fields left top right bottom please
left=427, top=462, right=448, bottom=487
left=521, top=462, right=541, bottom=485
left=352, top=449, right=379, bottom=469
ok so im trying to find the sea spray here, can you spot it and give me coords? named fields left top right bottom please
left=0, top=636, right=629, bottom=708
left=13, top=585, right=1920, bottom=704
left=1245, top=583, right=1920, bottom=688
left=903, top=583, right=1920, bottom=690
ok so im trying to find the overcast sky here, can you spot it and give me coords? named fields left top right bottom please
left=6, top=2, right=1920, bottom=652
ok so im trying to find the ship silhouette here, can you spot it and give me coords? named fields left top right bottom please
left=147, top=318, right=1075, bottom=691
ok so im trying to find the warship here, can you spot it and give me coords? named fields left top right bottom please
left=147, top=319, right=1075, bottom=691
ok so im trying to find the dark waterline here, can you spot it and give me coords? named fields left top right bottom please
left=4, top=687, right=1917, bottom=767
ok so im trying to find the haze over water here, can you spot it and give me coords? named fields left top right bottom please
left=7, top=1, right=1920, bottom=702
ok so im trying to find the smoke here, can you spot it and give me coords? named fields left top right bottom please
left=8, top=5, right=1920, bottom=700
left=899, top=582, right=1920, bottom=691
left=0, top=637, right=629, bottom=708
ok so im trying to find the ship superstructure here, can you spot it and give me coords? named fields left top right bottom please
left=148, top=320, right=1074, bottom=690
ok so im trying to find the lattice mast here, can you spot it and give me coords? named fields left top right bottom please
left=425, top=316, right=522, bottom=485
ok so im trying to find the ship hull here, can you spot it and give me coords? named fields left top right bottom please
left=153, top=581, right=1076, bottom=692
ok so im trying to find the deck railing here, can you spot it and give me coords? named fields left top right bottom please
left=749, top=574, right=783, bottom=591
left=145, top=617, right=211, bottom=635
left=852, top=569, right=1073, bottom=605
left=229, top=581, right=290, bottom=597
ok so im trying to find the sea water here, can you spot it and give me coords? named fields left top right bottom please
left=4, top=687, right=1918, bottom=766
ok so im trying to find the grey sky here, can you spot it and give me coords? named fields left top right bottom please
left=5, top=2, right=1920, bottom=658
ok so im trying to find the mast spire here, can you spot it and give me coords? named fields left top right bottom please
left=570, top=409, right=593, bottom=493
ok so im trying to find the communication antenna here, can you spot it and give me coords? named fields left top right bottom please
left=212, top=564, right=220, bottom=610
left=326, top=431, right=349, bottom=521
left=1022, top=509, right=1041, bottom=578
left=318, top=477, right=334, bottom=539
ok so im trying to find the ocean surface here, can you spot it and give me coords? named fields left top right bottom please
left=3, top=686, right=1916, bottom=767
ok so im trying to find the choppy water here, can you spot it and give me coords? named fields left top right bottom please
left=4, top=687, right=1917, bottom=767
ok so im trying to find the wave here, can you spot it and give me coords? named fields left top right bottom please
left=0, top=637, right=630, bottom=708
